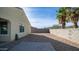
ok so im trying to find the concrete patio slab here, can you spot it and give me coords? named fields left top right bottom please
left=10, top=42, right=55, bottom=51
left=0, top=48, right=8, bottom=51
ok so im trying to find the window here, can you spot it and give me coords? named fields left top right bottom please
left=19, top=25, right=24, bottom=32
left=0, top=22, right=8, bottom=34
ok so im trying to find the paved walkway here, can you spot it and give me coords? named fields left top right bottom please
left=1, top=33, right=79, bottom=51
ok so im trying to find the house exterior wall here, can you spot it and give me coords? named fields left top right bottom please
left=0, top=7, right=31, bottom=41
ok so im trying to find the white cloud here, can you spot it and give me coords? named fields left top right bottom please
left=23, top=8, right=79, bottom=28
left=23, top=8, right=58, bottom=28
left=23, top=8, right=60, bottom=28
left=29, top=18, right=58, bottom=28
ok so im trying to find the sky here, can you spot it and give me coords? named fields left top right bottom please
left=23, top=7, right=79, bottom=28
left=23, top=7, right=59, bottom=28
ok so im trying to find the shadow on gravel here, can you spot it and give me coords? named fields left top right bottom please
left=0, top=34, right=79, bottom=51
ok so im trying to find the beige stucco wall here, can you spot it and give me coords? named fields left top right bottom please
left=0, top=7, right=31, bottom=41
left=50, top=28, right=79, bottom=44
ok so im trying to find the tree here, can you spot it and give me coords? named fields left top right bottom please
left=57, top=7, right=79, bottom=28
left=65, top=7, right=79, bottom=28
left=56, top=7, right=67, bottom=29
left=52, top=24, right=61, bottom=29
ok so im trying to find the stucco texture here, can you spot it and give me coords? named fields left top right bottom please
left=0, top=7, right=31, bottom=41
left=50, top=28, right=79, bottom=44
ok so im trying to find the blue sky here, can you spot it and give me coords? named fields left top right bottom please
left=23, top=7, right=59, bottom=28
left=23, top=7, right=79, bottom=28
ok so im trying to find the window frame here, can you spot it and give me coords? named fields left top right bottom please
left=19, top=25, right=24, bottom=33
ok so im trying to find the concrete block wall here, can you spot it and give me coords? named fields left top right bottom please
left=50, top=28, right=79, bottom=43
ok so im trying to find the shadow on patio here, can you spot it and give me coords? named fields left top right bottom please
left=0, top=33, right=79, bottom=51
left=20, top=34, right=79, bottom=51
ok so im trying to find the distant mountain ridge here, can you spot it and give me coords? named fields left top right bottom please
left=31, top=27, right=49, bottom=33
